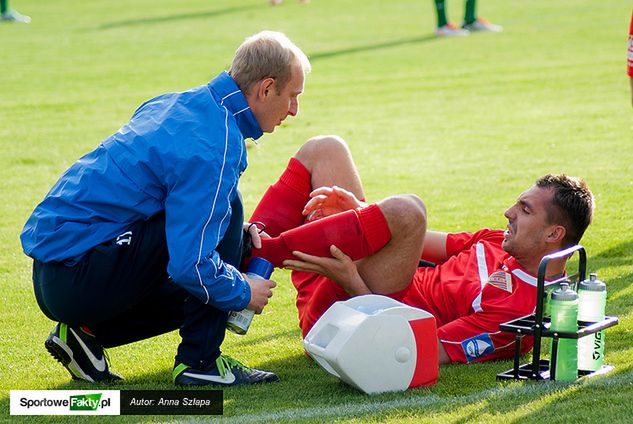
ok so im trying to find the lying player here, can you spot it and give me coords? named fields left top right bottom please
left=246, top=135, right=594, bottom=364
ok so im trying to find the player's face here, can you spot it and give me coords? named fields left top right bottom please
left=252, top=61, right=305, bottom=133
left=502, top=186, right=556, bottom=261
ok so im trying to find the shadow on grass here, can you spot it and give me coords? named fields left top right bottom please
left=96, top=5, right=262, bottom=30
left=459, top=364, right=633, bottom=423
left=308, top=35, right=437, bottom=62
left=587, top=240, right=633, bottom=318
left=227, top=327, right=302, bottom=349
left=590, top=240, right=633, bottom=265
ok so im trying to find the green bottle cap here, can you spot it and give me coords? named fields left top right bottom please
left=551, top=282, right=578, bottom=301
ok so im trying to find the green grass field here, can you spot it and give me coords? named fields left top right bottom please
left=1, top=0, right=632, bottom=422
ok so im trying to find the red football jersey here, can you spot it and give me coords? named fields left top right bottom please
left=629, top=11, right=633, bottom=77
left=399, top=229, right=539, bottom=363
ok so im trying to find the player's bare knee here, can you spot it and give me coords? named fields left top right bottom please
left=295, top=135, right=349, bottom=169
left=379, top=195, right=426, bottom=236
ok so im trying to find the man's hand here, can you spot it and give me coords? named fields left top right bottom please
left=244, top=274, right=276, bottom=313
left=283, top=245, right=371, bottom=296
left=243, top=222, right=271, bottom=249
left=302, top=186, right=367, bottom=221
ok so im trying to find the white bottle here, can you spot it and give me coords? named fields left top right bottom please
left=577, top=273, right=607, bottom=371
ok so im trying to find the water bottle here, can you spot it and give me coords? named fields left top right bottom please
left=227, top=257, right=274, bottom=335
left=542, top=281, right=562, bottom=317
left=577, top=273, right=607, bottom=372
left=549, top=282, right=578, bottom=381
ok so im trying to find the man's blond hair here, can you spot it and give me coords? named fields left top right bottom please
left=229, top=31, right=311, bottom=95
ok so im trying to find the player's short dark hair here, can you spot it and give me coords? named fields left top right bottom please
left=536, top=174, right=594, bottom=247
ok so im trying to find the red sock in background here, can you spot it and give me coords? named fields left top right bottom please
left=249, top=157, right=312, bottom=237
left=255, top=203, right=391, bottom=267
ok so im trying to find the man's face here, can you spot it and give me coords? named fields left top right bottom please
left=502, top=186, right=558, bottom=261
left=249, top=61, right=305, bottom=133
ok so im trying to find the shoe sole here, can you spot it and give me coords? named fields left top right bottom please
left=175, top=373, right=280, bottom=387
left=45, top=336, right=95, bottom=383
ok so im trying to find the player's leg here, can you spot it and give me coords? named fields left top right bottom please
left=356, top=194, right=426, bottom=294
left=294, top=135, right=364, bottom=199
left=463, top=0, right=476, bottom=25
left=292, top=136, right=426, bottom=297
left=461, top=0, right=502, bottom=32
left=257, top=135, right=424, bottom=291
left=288, top=195, right=426, bottom=337
left=0, top=0, right=30, bottom=23
left=249, top=135, right=364, bottom=238
left=248, top=156, right=312, bottom=238
left=254, top=136, right=424, bottom=335
left=434, top=0, right=448, bottom=28
left=254, top=136, right=393, bottom=266
left=434, top=0, right=469, bottom=36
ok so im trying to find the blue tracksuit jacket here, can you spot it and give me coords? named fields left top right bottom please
left=20, top=71, right=263, bottom=312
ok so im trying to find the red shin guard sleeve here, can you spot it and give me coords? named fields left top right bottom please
left=255, top=204, right=391, bottom=267
left=249, top=157, right=312, bottom=237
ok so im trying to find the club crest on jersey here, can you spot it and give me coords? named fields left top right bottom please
left=461, top=334, right=495, bottom=362
left=487, top=271, right=512, bottom=293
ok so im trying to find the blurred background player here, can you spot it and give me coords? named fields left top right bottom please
left=0, top=0, right=30, bottom=23
left=433, top=0, right=501, bottom=37
left=627, top=9, right=633, bottom=105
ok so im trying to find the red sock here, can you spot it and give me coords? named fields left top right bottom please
left=249, top=157, right=312, bottom=237
left=254, top=204, right=391, bottom=267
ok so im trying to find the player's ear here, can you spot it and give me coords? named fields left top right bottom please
left=546, top=225, right=566, bottom=244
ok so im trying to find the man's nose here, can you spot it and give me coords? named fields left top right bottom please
left=288, top=99, right=298, bottom=117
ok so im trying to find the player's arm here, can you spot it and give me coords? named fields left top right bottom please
left=284, top=245, right=372, bottom=296
left=420, top=231, right=448, bottom=264
left=437, top=283, right=535, bottom=363
left=438, top=340, right=451, bottom=364
left=421, top=229, right=498, bottom=265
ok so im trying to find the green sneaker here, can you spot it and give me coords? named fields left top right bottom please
left=173, top=355, right=279, bottom=386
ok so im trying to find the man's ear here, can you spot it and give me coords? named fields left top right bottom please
left=256, top=77, right=276, bottom=100
left=546, top=225, right=566, bottom=244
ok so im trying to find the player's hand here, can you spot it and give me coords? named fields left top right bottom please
left=283, top=245, right=371, bottom=295
left=243, top=221, right=271, bottom=249
left=302, top=186, right=367, bottom=220
left=244, top=274, right=276, bottom=313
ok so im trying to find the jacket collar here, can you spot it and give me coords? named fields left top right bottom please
left=208, top=71, right=263, bottom=141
